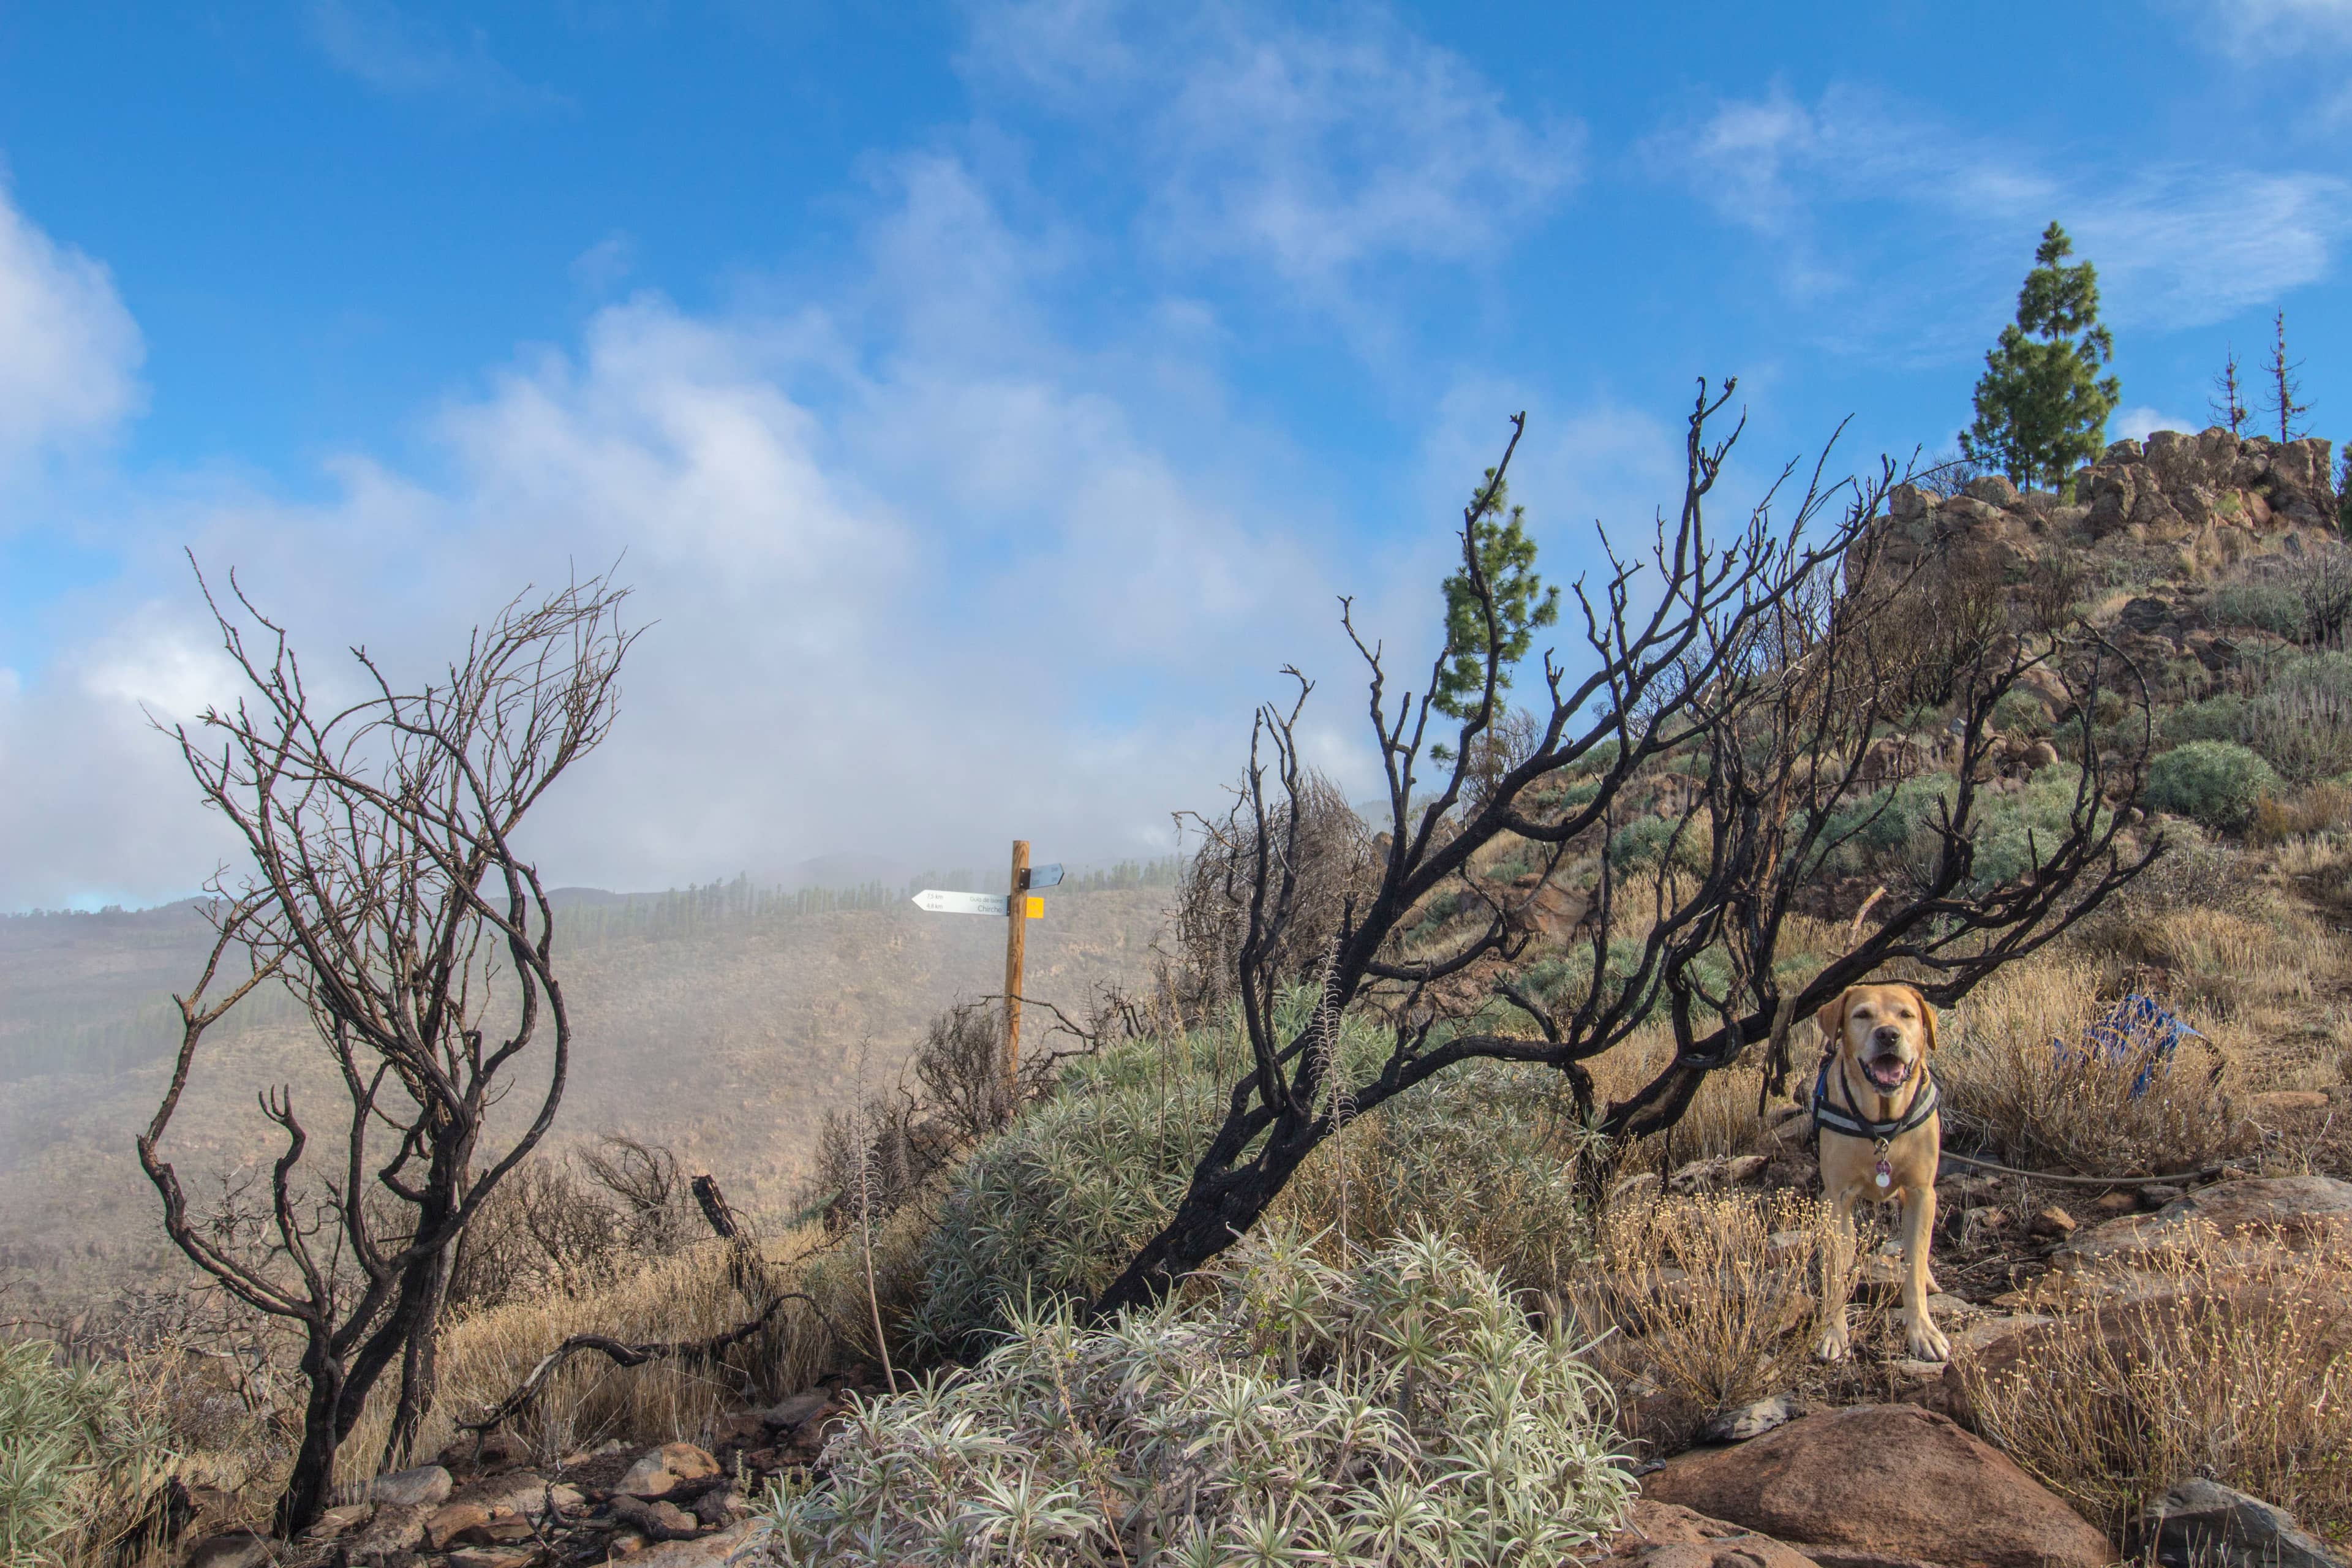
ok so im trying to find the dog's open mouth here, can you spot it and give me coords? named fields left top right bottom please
left=1861, top=1054, right=1912, bottom=1092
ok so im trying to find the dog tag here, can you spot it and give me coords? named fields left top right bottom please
left=1874, top=1159, right=1893, bottom=1190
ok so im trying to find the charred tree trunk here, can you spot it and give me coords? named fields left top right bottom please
left=1091, top=388, right=2157, bottom=1319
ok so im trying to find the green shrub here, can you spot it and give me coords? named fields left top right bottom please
left=2206, top=580, right=2304, bottom=639
left=2147, top=741, right=2279, bottom=830
left=2161, top=695, right=2245, bottom=747
left=2241, top=651, right=2352, bottom=782
left=905, top=1006, right=1593, bottom=1360
left=1605, top=813, right=1709, bottom=873
left=0, top=1340, right=170, bottom=1565
left=771, top=1225, right=1634, bottom=1568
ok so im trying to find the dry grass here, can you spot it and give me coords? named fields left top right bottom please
left=1939, top=959, right=2253, bottom=1177
left=342, top=1232, right=846, bottom=1486
left=1961, top=1244, right=2352, bottom=1540
left=1562, top=1192, right=1860, bottom=1453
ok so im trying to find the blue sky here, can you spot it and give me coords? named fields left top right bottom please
left=2, top=0, right=2348, bottom=910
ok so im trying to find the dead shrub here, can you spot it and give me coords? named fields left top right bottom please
left=447, top=1136, right=700, bottom=1314
left=1962, top=1247, right=2352, bottom=1539
left=1173, top=766, right=1374, bottom=1014
left=1939, top=962, right=2251, bottom=1177
left=2252, top=782, right=2352, bottom=845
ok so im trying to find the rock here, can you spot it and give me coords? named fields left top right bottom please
left=615, top=1442, right=720, bottom=1499
left=1642, top=1404, right=2112, bottom=1568
left=185, top=1531, right=273, bottom=1568
left=465, top=1471, right=551, bottom=1517
left=1965, top=475, right=2020, bottom=507
left=301, top=1503, right=375, bottom=1539
left=2136, top=1183, right=2183, bottom=1211
left=425, top=1502, right=494, bottom=1550
left=2139, top=1478, right=2346, bottom=1568
left=628, top=1521, right=758, bottom=1567
left=2055, top=1175, right=2352, bottom=1282
left=741, top=1447, right=782, bottom=1473
left=689, top=1487, right=748, bottom=1529
left=760, top=1390, right=832, bottom=1432
left=1700, top=1395, right=1799, bottom=1444
left=544, top=1484, right=586, bottom=1516
left=345, top=1502, right=430, bottom=1558
left=1604, top=1499, right=1823, bottom=1568
left=2030, top=1205, right=2078, bottom=1238
left=1959, top=1206, right=2011, bottom=1248
left=446, top=1550, right=540, bottom=1568
left=371, top=1464, right=454, bottom=1509
left=611, top=1495, right=705, bottom=1543
left=2093, top=1191, right=2137, bottom=1216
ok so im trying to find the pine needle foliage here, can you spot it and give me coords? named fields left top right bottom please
left=1432, top=472, right=1559, bottom=760
left=1959, top=222, right=2120, bottom=498
left=0, top=1340, right=172, bottom=1567
left=763, top=1224, right=1634, bottom=1568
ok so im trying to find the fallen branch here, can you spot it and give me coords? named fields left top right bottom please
left=457, top=1291, right=841, bottom=1435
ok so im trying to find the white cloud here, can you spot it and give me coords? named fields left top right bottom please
left=2208, top=0, right=2352, bottom=51
left=0, top=181, right=143, bottom=470
left=305, top=0, right=565, bottom=109
left=0, top=158, right=1422, bottom=910
left=2115, top=405, right=2198, bottom=442
left=963, top=1, right=1582, bottom=289
left=1651, top=86, right=2352, bottom=338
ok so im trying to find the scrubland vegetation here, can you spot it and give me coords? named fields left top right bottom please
left=8, top=403, right=2352, bottom=1567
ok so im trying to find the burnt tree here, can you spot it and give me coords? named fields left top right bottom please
left=1093, top=383, right=2155, bottom=1317
left=138, top=567, right=636, bottom=1535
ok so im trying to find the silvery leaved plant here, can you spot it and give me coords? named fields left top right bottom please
left=762, top=1223, right=1631, bottom=1567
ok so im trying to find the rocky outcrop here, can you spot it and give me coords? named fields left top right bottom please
left=1882, top=430, right=2338, bottom=582
left=1643, top=1404, right=2114, bottom=1568
left=1605, top=1499, right=1826, bottom=1568
left=2138, top=1479, right=2348, bottom=1568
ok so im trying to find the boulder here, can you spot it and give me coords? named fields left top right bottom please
left=344, top=1502, right=430, bottom=1559
left=611, top=1494, right=702, bottom=1542
left=424, top=1502, right=494, bottom=1550
left=184, top=1532, right=273, bottom=1568
left=299, top=1503, right=374, bottom=1540
left=1699, top=1394, right=1800, bottom=1444
left=628, top=1521, right=758, bottom=1567
left=2139, top=1479, right=2346, bottom=1568
left=2054, top=1175, right=2352, bottom=1281
left=760, top=1391, right=832, bottom=1432
left=1604, top=1499, right=1823, bottom=1568
left=616, top=1442, right=721, bottom=1499
left=369, top=1464, right=453, bottom=1508
left=1642, top=1404, right=2112, bottom=1568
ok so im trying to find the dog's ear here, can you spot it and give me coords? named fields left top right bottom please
left=1813, top=989, right=1850, bottom=1047
left=1905, top=984, right=1939, bottom=1052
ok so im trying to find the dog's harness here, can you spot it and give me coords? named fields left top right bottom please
left=1811, top=1054, right=1938, bottom=1192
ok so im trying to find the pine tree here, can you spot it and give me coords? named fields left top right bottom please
left=1430, top=470, right=1558, bottom=760
left=2265, top=312, right=2312, bottom=442
left=1959, top=222, right=2120, bottom=499
left=2338, top=446, right=2350, bottom=535
left=2207, top=346, right=2248, bottom=435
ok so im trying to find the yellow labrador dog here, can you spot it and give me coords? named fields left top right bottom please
left=1809, top=982, right=1949, bottom=1363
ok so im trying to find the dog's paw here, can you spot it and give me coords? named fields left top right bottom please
left=1813, top=1322, right=1851, bottom=1363
left=1905, top=1316, right=1951, bottom=1363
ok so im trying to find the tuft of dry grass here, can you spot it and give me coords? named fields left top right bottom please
left=1563, top=1192, right=1858, bottom=1453
left=363, top=1234, right=843, bottom=1483
left=1939, top=960, right=2252, bottom=1178
left=1961, top=1244, right=2352, bottom=1540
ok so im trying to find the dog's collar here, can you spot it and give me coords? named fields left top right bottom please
left=1811, top=1055, right=1938, bottom=1142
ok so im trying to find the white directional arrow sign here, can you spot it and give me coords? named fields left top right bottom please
left=913, top=889, right=1009, bottom=915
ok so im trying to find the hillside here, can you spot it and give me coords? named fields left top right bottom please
left=0, top=881, right=1174, bottom=1308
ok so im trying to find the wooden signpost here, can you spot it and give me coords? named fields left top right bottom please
left=909, top=839, right=1055, bottom=1085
